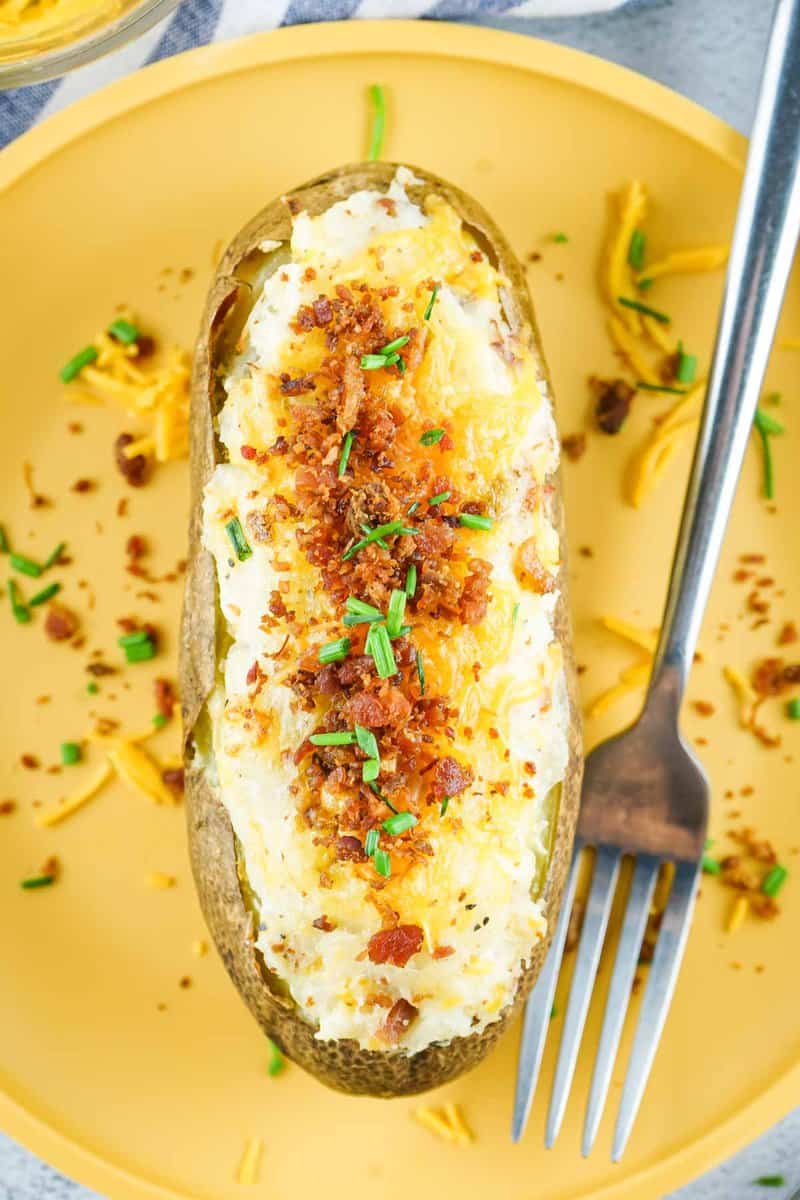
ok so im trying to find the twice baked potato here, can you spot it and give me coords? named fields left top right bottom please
left=181, top=162, right=581, bottom=1096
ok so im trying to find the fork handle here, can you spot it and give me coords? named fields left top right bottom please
left=648, top=0, right=800, bottom=711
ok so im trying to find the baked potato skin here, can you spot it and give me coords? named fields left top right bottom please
left=181, top=162, right=582, bottom=1097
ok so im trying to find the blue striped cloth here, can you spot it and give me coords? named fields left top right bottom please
left=0, top=0, right=636, bottom=150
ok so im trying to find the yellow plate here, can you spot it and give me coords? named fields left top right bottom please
left=1, top=21, right=798, bottom=1200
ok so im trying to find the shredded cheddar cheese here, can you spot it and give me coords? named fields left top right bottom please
left=66, top=315, right=190, bottom=464
left=34, top=761, right=113, bottom=827
left=105, top=739, right=178, bottom=806
left=413, top=1103, right=473, bottom=1144
left=587, top=660, right=651, bottom=719
left=443, top=1102, right=474, bottom=1144
left=192, top=939, right=209, bottom=957
left=626, top=383, right=705, bottom=508
left=607, top=180, right=647, bottom=335
left=607, top=316, right=660, bottom=385
left=723, top=665, right=757, bottom=728
left=636, top=245, right=729, bottom=285
left=726, top=894, right=749, bottom=933
left=600, top=615, right=658, bottom=655
left=235, top=1136, right=263, bottom=1185
left=146, top=872, right=176, bottom=889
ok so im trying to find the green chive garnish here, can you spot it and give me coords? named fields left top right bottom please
left=152, top=713, right=168, bottom=729
left=755, top=422, right=775, bottom=500
left=755, top=410, right=785, bottom=437
left=627, top=229, right=646, bottom=270
left=29, top=582, right=60, bottom=607
left=701, top=856, right=721, bottom=875
left=617, top=297, right=670, bottom=324
left=225, top=516, right=252, bottom=562
left=382, top=811, right=417, bottom=836
left=762, top=865, right=788, bottom=897
left=21, top=874, right=55, bottom=890
left=365, top=829, right=379, bottom=857
left=342, top=521, right=418, bottom=561
left=0, top=525, right=8, bottom=553
left=368, top=780, right=397, bottom=812
left=266, top=1038, right=285, bottom=1077
left=459, top=513, right=493, bottom=532
left=338, top=430, right=355, bottom=478
left=676, top=344, right=697, bottom=384
left=367, top=83, right=385, bottom=161
left=354, top=724, right=379, bottom=762
left=107, top=317, right=140, bottom=345
left=60, top=345, right=98, bottom=383
left=309, top=731, right=356, bottom=747
left=428, top=491, right=450, bottom=506
left=386, top=588, right=406, bottom=638
left=125, top=640, right=156, bottom=663
left=440, top=796, right=450, bottom=817
left=754, top=1178, right=786, bottom=1188
left=362, top=759, right=380, bottom=783
left=405, top=564, right=417, bottom=598
left=43, top=541, right=66, bottom=569
left=366, top=622, right=397, bottom=679
left=361, top=353, right=389, bottom=371
left=424, top=285, right=439, bottom=321
left=552, top=232, right=569, bottom=244
left=637, top=277, right=655, bottom=291
left=636, top=381, right=686, bottom=395
left=373, top=848, right=391, bottom=878
left=420, top=426, right=445, bottom=446
left=318, top=637, right=351, bottom=665
left=511, top=602, right=520, bottom=629
left=380, top=335, right=410, bottom=356
left=10, top=553, right=42, bottom=579
left=118, top=630, right=151, bottom=648
left=8, top=579, right=30, bottom=624
left=346, top=597, right=383, bottom=620
left=407, top=501, right=420, bottom=515
left=415, top=649, right=426, bottom=695
left=60, top=741, right=81, bottom=766
left=787, top=698, right=800, bottom=720
left=87, top=681, right=99, bottom=695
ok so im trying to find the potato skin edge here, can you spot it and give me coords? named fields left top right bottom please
left=181, top=162, right=582, bottom=1097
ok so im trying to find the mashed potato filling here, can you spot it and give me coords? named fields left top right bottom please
left=202, top=169, right=569, bottom=1053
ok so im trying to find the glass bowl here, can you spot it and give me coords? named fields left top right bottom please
left=0, top=0, right=181, bottom=89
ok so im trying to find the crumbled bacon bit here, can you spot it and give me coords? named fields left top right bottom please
left=561, top=432, right=587, bottom=462
left=335, top=836, right=366, bottom=863
left=367, top=925, right=424, bottom=968
left=67, top=421, right=83, bottom=435
left=518, top=538, right=555, bottom=594
left=778, top=621, right=798, bottom=645
left=279, top=373, right=316, bottom=396
left=433, top=945, right=455, bottom=959
left=21, top=754, right=39, bottom=770
left=162, top=768, right=184, bottom=795
left=115, top=433, right=149, bottom=487
left=429, top=756, right=473, bottom=802
left=377, top=197, right=398, bottom=217
left=692, top=700, right=715, bottom=717
left=268, top=436, right=289, bottom=456
left=312, top=915, right=336, bottom=932
left=45, top=604, right=79, bottom=642
left=240, top=444, right=258, bottom=461
left=592, top=377, right=635, bottom=434
left=154, top=678, right=176, bottom=719
left=0, top=800, right=15, bottom=815
left=379, top=997, right=419, bottom=1043
left=126, top=534, right=147, bottom=560
left=71, top=478, right=95, bottom=494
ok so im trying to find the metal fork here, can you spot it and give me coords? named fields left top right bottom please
left=513, top=0, right=800, bottom=1160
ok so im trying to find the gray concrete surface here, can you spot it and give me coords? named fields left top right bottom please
left=1, top=0, right=796, bottom=1196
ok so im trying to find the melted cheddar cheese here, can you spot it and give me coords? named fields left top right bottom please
left=201, top=169, right=569, bottom=1052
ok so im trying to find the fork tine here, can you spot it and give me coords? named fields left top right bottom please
left=511, top=840, right=583, bottom=1143
left=581, top=854, right=660, bottom=1156
left=545, top=844, right=622, bottom=1148
left=612, top=859, right=700, bottom=1161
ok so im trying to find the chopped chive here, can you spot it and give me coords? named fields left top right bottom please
left=405, top=564, right=417, bottom=598
left=43, top=541, right=66, bottom=569
left=346, top=597, right=383, bottom=619
left=704, top=837, right=714, bottom=849
left=415, top=649, right=426, bottom=695
left=380, top=335, right=409, bottom=356
left=383, top=352, right=400, bottom=368
left=87, top=681, right=99, bottom=695
left=617, top=296, right=670, bottom=324
left=21, top=874, right=55, bottom=890
left=386, top=588, right=406, bottom=638
left=225, top=516, right=252, bottom=562
left=755, top=423, right=775, bottom=500
left=369, top=780, right=397, bottom=813
left=382, top=811, right=417, bottom=836
left=637, top=278, right=655, bottom=291
left=396, top=624, right=412, bottom=638
left=309, top=731, right=356, bottom=747
left=424, top=285, right=439, bottom=321
left=118, top=629, right=151, bottom=648
left=366, top=621, right=397, bottom=679
left=8, top=579, right=30, bottom=624
left=550, top=1004, right=558, bottom=1020
left=754, top=410, right=785, bottom=437
left=342, top=520, right=418, bottom=561
left=373, top=848, right=391, bottom=878
left=636, top=381, right=687, bottom=395
left=359, top=523, right=389, bottom=551
left=407, top=501, right=420, bottom=515
left=29, top=582, right=60, bottom=607
left=107, top=317, right=140, bottom=345
left=701, top=856, right=721, bottom=875
left=338, top=430, right=355, bottom=478
left=0, top=525, right=8, bottom=553
left=420, top=426, right=445, bottom=446
left=354, top=724, right=380, bottom=762
left=367, top=83, right=385, bottom=161
left=152, top=713, right=168, bottom=730
left=266, top=1038, right=285, bottom=1077
left=60, top=741, right=81, bottom=766
left=428, top=491, right=450, bottom=506
left=787, top=698, right=800, bottom=720
left=125, top=640, right=156, bottom=664
left=396, top=358, right=406, bottom=376
left=343, top=613, right=384, bottom=627
left=10, top=553, right=42, bottom=578
left=511, top=602, right=520, bottom=629
left=440, top=796, right=450, bottom=817
left=754, top=1178, right=786, bottom=1188
left=365, top=829, right=380, bottom=857
left=676, top=344, right=698, bottom=384
left=60, top=345, right=98, bottom=383
left=459, top=513, right=493, bottom=532
left=765, top=391, right=782, bottom=406
left=762, top=865, right=788, bottom=897
left=361, top=353, right=389, bottom=370
left=318, top=637, right=351, bottom=665
left=362, top=759, right=380, bottom=783
left=627, top=229, right=646, bottom=270
left=551, top=232, right=569, bottom=244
